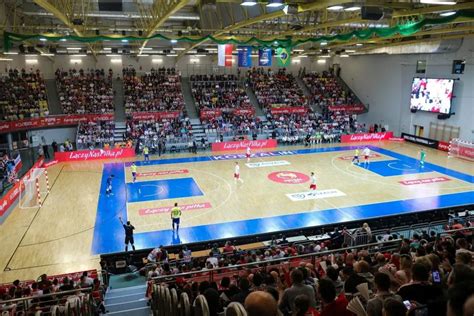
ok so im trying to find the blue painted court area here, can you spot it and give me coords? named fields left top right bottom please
left=92, top=145, right=474, bottom=254
left=127, top=178, right=203, bottom=203
left=359, top=159, right=431, bottom=177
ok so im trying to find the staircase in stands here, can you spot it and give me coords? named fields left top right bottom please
left=104, top=284, right=150, bottom=316
left=114, top=121, right=127, bottom=143
left=189, top=118, right=206, bottom=141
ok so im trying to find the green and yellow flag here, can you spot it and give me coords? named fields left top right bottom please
left=276, top=47, right=291, bottom=67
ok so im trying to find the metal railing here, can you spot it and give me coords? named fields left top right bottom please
left=0, top=288, right=98, bottom=316
left=150, top=239, right=403, bottom=285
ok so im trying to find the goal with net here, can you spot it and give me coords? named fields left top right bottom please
left=19, top=167, right=50, bottom=208
left=448, top=138, right=474, bottom=162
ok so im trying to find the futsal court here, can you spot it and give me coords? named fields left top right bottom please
left=0, top=140, right=473, bottom=283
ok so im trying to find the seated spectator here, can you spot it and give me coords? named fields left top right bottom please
left=367, top=272, right=403, bottom=316
left=318, top=278, right=351, bottom=316
left=56, top=68, right=114, bottom=114
left=231, top=277, right=252, bottom=305
left=382, top=298, right=407, bottom=316
left=76, top=120, right=115, bottom=149
left=279, top=269, right=316, bottom=315
left=244, top=291, right=278, bottom=316
left=397, top=262, right=445, bottom=305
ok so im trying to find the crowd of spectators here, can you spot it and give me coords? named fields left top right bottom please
left=0, top=69, right=49, bottom=120
left=76, top=120, right=115, bottom=149
left=123, top=67, right=184, bottom=113
left=302, top=71, right=357, bottom=110
left=145, top=217, right=473, bottom=316
left=0, top=270, right=106, bottom=314
left=55, top=68, right=114, bottom=114
left=247, top=68, right=307, bottom=110
left=125, top=115, right=192, bottom=150
left=190, top=74, right=252, bottom=111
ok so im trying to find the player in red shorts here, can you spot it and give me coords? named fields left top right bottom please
left=246, top=146, right=251, bottom=162
left=234, top=162, right=243, bottom=183
left=310, top=172, right=317, bottom=190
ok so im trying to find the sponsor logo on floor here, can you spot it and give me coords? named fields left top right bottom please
left=399, top=176, right=451, bottom=185
left=338, top=153, right=381, bottom=160
left=138, top=202, right=212, bottom=216
left=268, top=171, right=310, bottom=184
left=286, top=189, right=346, bottom=201
left=137, top=169, right=189, bottom=177
left=246, top=160, right=291, bottom=168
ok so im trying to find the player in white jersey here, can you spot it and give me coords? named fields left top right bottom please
left=234, top=162, right=243, bottom=183
left=363, top=147, right=371, bottom=166
left=246, top=146, right=251, bottom=162
left=309, top=172, right=317, bottom=190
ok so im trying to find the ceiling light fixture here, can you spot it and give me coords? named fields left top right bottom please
left=3, top=52, right=18, bottom=55
left=267, top=0, right=285, bottom=8
left=26, top=59, right=38, bottom=64
left=320, top=42, right=328, bottom=46
left=420, top=0, right=456, bottom=4
left=344, top=6, right=361, bottom=11
left=138, top=54, right=149, bottom=57
left=167, top=54, right=178, bottom=57
left=110, top=58, right=122, bottom=63
left=340, top=54, right=349, bottom=57
left=121, top=39, right=128, bottom=43
left=327, top=5, right=344, bottom=11
left=356, top=43, right=363, bottom=46
left=241, top=0, right=257, bottom=6
left=70, top=59, right=82, bottom=63
left=0, top=58, right=13, bottom=61
left=171, top=39, right=178, bottom=44
left=106, top=54, right=121, bottom=57
left=152, top=58, right=163, bottom=63
left=39, top=38, right=47, bottom=41
left=41, top=53, right=54, bottom=56
left=71, top=54, right=87, bottom=57
left=317, top=59, right=326, bottom=64
left=440, top=11, right=456, bottom=16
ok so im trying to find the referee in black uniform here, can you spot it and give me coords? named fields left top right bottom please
left=119, top=217, right=136, bottom=252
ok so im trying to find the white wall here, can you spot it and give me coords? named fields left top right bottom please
left=27, top=127, right=77, bottom=146
left=335, top=38, right=474, bottom=141
left=0, top=54, right=327, bottom=79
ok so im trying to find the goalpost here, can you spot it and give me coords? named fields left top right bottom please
left=19, top=168, right=50, bottom=208
left=448, top=138, right=474, bottom=162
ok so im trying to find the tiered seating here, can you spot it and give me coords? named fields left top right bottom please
left=76, top=120, right=115, bottom=149
left=125, top=116, right=193, bottom=151
left=123, top=67, right=184, bottom=113
left=0, top=269, right=105, bottom=315
left=302, top=71, right=357, bottom=110
left=0, top=69, right=49, bottom=120
left=247, top=68, right=307, bottom=110
left=190, top=74, right=251, bottom=111
left=55, top=68, right=114, bottom=114
left=147, top=218, right=473, bottom=316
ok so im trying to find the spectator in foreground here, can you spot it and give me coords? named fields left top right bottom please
left=279, top=269, right=316, bottom=315
left=318, top=278, right=351, bottom=316
left=397, top=262, right=444, bottom=305
left=367, top=272, right=402, bottom=316
left=244, top=291, right=278, bottom=316
left=382, top=298, right=407, bottom=316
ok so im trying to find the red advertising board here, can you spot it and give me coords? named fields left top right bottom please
left=0, top=114, right=114, bottom=134
left=399, top=176, right=451, bottom=186
left=459, top=144, right=474, bottom=159
left=200, top=110, right=222, bottom=119
left=270, top=107, right=308, bottom=115
left=131, top=111, right=180, bottom=120
left=328, top=105, right=365, bottom=113
left=55, top=148, right=135, bottom=162
left=341, top=131, right=394, bottom=143
left=0, top=158, right=44, bottom=217
left=437, top=141, right=450, bottom=152
left=212, top=139, right=277, bottom=152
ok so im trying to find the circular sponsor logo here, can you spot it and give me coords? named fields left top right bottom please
left=268, top=171, right=310, bottom=184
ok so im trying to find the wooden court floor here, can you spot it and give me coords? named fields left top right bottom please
left=0, top=141, right=472, bottom=283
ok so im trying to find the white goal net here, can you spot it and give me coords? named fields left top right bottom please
left=448, top=138, right=474, bottom=162
left=19, top=168, right=50, bottom=208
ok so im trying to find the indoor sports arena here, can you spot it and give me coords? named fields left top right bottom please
left=0, top=1, right=473, bottom=315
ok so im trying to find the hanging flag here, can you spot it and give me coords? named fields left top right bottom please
left=237, top=46, right=252, bottom=68
left=218, top=44, right=233, bottom=67
left=276, top=47, right=291, bottom=67
left=258, top=48, right=272, bottom=66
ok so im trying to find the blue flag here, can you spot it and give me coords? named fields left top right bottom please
left=237, top=46, right=252, bottom=68
left=258, top=48, right=272, bottom=66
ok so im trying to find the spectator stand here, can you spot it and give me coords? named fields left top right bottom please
left=0, top=69, right=49, bottom=121
left=76, top=120, right=115, bottom=150
left=55, top=68, right=114, bottom=114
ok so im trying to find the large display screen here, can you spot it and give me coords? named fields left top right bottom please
left=410, top=78, right=454, bottom=114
